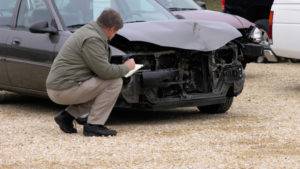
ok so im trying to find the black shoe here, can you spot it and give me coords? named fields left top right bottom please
left=54, top=111, right=77, bottom=133
left=83, top=124, right=117, bottom=137
left=75, top=117, right=88, bottom=125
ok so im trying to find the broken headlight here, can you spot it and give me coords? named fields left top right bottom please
left=250, top=27, right=263, bottom=43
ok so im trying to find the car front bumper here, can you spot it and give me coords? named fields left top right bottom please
left=117, top=64, right=244, bottom=109
left=242, top=43, right=264, bottom=61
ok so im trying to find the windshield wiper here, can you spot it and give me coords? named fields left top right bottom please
left=67, top=24, right=87, bottom=28
left=125, top=20, right=146, bottom=23
left=168, top=8, right=198, bottom=11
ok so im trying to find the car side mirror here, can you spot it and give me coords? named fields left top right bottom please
left=194, top=1, right=207, bottom=9
left=29, top=21, right=58, bottom=34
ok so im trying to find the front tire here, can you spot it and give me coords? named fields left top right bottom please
left=197, top=97, right=233, bottom=114
left=0, top=90, right=5, bottom=103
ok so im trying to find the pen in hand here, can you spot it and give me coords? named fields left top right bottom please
left=124, top=56, right=136, bottom=70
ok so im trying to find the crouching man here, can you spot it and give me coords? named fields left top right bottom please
left=46, top=9, right=135, bottom=137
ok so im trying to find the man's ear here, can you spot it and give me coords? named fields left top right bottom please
left=109, top=26, right=116, bottom=33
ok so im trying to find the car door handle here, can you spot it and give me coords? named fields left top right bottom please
left=11, top=40, right=21, bottom=46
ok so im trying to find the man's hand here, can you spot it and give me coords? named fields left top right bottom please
left=125, top=59, right=136, bottom=70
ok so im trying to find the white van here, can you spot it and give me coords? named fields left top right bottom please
left=269, top=0, right=300, bottom=60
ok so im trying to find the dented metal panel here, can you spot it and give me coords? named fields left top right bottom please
left=117, top=20, right=242, bottom=51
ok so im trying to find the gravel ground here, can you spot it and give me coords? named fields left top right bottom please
left=0, top=63, right=299, bottom=168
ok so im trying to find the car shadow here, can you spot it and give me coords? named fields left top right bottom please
left=245, top=72, right=264, bottom=80
left=107, top=108, right=228, bottom=126
left=0, top=91, right=229, bottom=125
left=282, top=84, right=300, bottom=93
left=0, top=91, right=64, bottom=114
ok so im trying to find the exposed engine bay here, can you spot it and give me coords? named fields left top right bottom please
left=110, top=39, right=244, bottom=109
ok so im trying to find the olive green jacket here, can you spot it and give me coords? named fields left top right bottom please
left=46, top=22, right=129, bottom=90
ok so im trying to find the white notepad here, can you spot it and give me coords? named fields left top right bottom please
left=124, top=64, right=144, bottom=78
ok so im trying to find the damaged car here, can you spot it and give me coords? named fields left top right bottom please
left=0, top=0, right=245, bottom=114
left=156, top=0, right=276, bottom=65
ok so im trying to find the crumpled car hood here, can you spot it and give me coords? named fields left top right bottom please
left=117, top=19, right=242, bottom=52
left=173, top=10, right=254, bottom=29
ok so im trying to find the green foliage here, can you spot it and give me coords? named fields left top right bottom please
left=197, top=0, right=222, bottom=11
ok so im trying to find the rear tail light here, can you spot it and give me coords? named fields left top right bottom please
left=222, top=0, right=225, bottom=11
left=269, top=11, right=274, bottom=41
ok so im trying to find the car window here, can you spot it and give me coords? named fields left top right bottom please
left=124, top=0, right=156, bottom=12
left=54, top=0, right=93, bottom=27
left=16, top=0, right=54, bottom=29
left=53, top=0, right=175, bottom=29
left=123, top=0, right=170, bottom=22
left=0, top=0, right=18, bottom=27
left=156, top=0, right=202, bottom=11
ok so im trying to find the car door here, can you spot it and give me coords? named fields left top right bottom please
left=0, top=0, right=18, bottom=86
left=5, top=0, right=57, bottom=92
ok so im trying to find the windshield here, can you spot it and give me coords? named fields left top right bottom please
left=53, top=0, right=176, bottom=28
left=0, top=0, right=17, bottom=17
left=156, top=0, right=202, bottom=11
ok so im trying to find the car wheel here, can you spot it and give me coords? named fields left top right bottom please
left=256, top=56, right=266, bottom=63
left=242, top=61, right=247, bottom=69
left=0, top=91, right=5, bottom=102
left=197, top=97, right=233, bottom=114
left=288, top=58, right=299, bottom=63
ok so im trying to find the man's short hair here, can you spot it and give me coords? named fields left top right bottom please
left=97, top=9, right=123, bottom=30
